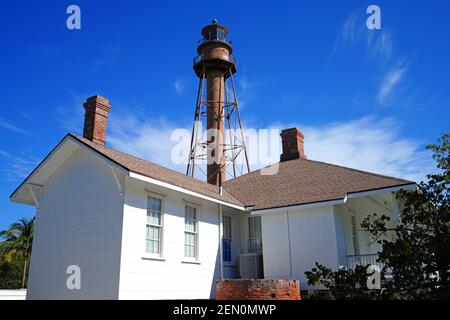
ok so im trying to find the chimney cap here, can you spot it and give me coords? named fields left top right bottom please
left=281, top=127, right=301, bottom=133
left=83, top=95, right=111, bottom=112
left=281, top=127, right=305, bottom=138
left=85, top=95, right=110, bottom=105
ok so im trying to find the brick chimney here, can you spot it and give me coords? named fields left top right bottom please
left=83, top=95, right=111, bottom=145
left=280, top=127, right=307, bottom=162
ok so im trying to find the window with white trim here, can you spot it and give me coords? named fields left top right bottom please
left=146, top=197, right=163, bottom=255
left=184, top=206, right=198, bottom=259
left=248, top=216, right=262, bottom=254
left=222, top=215, right=232, bottom=262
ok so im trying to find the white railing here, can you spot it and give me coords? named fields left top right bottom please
left=347, top=254, right=384, bottom=271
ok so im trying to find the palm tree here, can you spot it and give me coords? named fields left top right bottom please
left=0, top=217, right=35, bottom=288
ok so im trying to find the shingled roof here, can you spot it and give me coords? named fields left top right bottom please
left=72, top=134, right=415, bottom=211
left=223, top=158, right=415, bottom=210
left=70, top=134, right=244, bottom=207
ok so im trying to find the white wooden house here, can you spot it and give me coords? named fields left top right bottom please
left=10, top=96, right=415, bottom=299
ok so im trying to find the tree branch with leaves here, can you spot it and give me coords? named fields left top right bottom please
left=306, top=132, right=450, bottom=299
left=0, top=217, right=35, bottom=288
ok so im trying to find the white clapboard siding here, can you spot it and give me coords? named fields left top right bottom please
left=261, top=205, right=341, bottom=289
left=117, top=180, right=221, bottom=299
left=26, top=148, right=124, bottom=299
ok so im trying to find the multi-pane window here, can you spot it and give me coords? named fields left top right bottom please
left=184, top=206, right=198, bottom=259
left=248, top=216, right=262, bottom=254
left=222, top=215, right=232, bottom=262
left=146, top=197, right=163, bottom=255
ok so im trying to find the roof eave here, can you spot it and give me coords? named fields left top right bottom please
left=346, top=183, right=417, bottom=199
left=129, top=172, right=246, bottom=211
left=250, top=182, right=417, bottom=215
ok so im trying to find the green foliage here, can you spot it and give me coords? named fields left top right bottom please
left=0, top=216, right=35, bottom=288
left=0, top=254, right=25, bottom=289
left=363, top=132, right=450, bottom=299
left=305, top=262, right=383, bottom=299
left=305, top=132, right=450, bottom=300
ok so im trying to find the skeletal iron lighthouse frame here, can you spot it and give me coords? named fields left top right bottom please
left=186, top=67, right=250, bottom=182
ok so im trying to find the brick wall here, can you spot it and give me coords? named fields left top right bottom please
left=216, top=279, right=300, bottom=300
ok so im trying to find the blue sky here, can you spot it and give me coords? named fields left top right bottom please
left=0, top=0, right=449, bottom=230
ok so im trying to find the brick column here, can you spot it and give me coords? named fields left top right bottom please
left=82, top=95, right=112, bottom=145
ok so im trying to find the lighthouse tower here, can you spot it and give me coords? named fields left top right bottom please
left=186, top=20, right=250, bottom=187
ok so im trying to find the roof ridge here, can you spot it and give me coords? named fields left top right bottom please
left=302, top=158, right=414, bottom=183
left=225, top=157, right=414, bottom=184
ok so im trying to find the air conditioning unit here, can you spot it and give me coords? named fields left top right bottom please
left=239, top=253, right=263, bottom=279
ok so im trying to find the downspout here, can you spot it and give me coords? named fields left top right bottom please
left=391, top=192, right=402, bottom=223
left=286, top=210, right=293, bottom=277
left=218, top=203, right=224, bottom=279
left=116, top=174, right=127, bottom=300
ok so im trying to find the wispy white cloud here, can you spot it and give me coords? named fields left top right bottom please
left=108, top=114, right=187, bottom=173
left=0, top=150, right=10, bottom=157
left=17, top=109, right=35, bottom=121
left=340, top=12, right=358, bottom=46
left=235, top=75, right=260, bottom=109
left=367, top=30, right=393, bottom=60
left=53, top=92, right=87, bottom=133
left=0, top=117, right=31, bottom=135
left=239, top=77, right=250, bottom=93
left=334, top=11, right=393, bottom=61
left=378, top=63, right=409, bottom=104
left=174, top=78, right=186, bottom=95
left=0, top=150, right=39, bottom=181
left=333, top=11, right=413, bottom=106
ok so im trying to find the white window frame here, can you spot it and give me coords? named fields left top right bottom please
left=248, top=216, right=262, bottom=254
left=144, top=196, right=164, bottom=259
left=184, top=205, right=199, bottom=261
left=222, top=214, right=232, bottom=263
